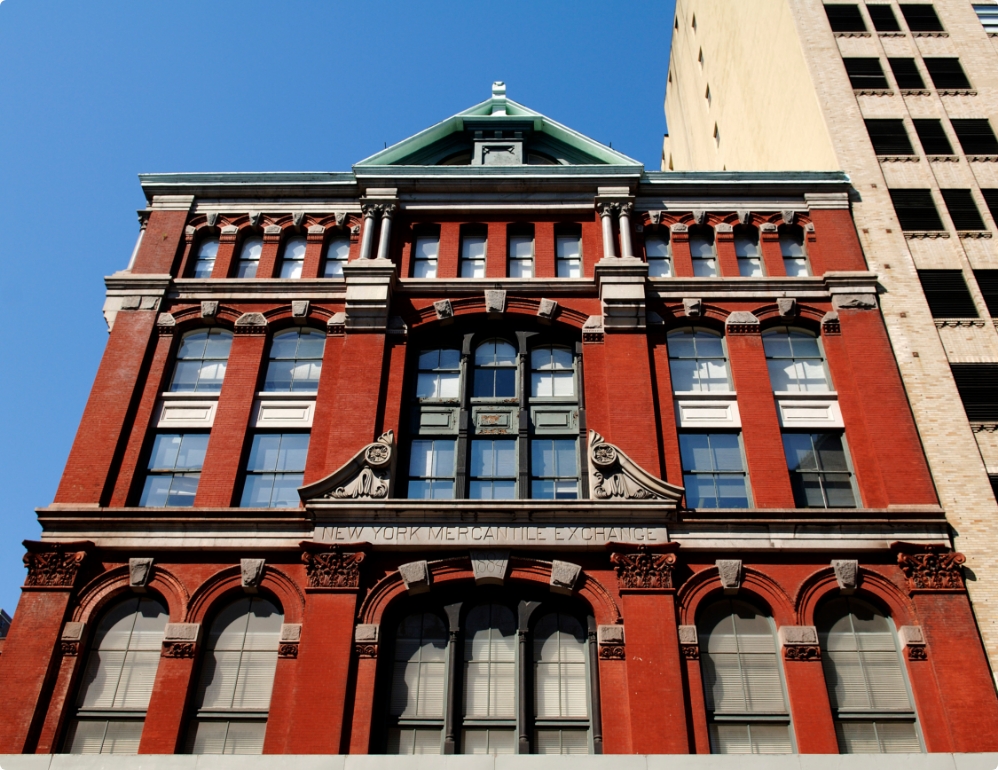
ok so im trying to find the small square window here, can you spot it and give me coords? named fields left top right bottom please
left=923, top=58, right=971, bottom=90
left=783, top=433, right=856, bottom=508
left=240, top=433, right=309, bottom=508
left=679, top=433, right=749, bottom=509
left=140, top=433, right=209, bottom=507
left=824, top=4, right=867, bottom=32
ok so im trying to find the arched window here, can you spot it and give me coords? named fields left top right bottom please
left=170, top=328, right=232, bottom=393
left=384, top=601, right=596, bottom=755
left=688, top=226, right=717, bottom=277
left=236, top=235, right=263, bottom=279
left=407, top=338, right=581, bottom=500
left=734, top=226, right=763, bottom=277
left=779, top=225, right=809, bottom=276
left=278, top=235, right=307, bottom=279
left=192, top=236, right=219, bottom=278
left=645, top=233, right=672, bottom=277
left=817, top=597, right=921, bottom=753
left=386, top=612, right=449, bottom=754
left=762, top=327, right=830, bottom=392
left=473, top=340, right=517, bottom=398
left=533, top=612, right=590, bottom=754
left=323, top=235, right=351, bottom=278
left=698, top=599, right=793, bottom=754
left=186, top=596, right=284, bottom=755
left=63, top=596, right=168, bottom=754
left=667, top=328, right=730, bottom=392
left=262, top=328, right=324, bottom=392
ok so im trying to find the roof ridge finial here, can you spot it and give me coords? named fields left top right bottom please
left=491, top=81, right=507, bottom=116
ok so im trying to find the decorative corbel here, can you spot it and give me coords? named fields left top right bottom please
left=589, top=430, right=684, bottom=502
left=298, top=432, right=395, bottom=502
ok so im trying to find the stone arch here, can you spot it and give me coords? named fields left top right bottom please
left=185, top=564, right=305, bottom=625
left=678, top=565, right=796, bottom=627
left=796, top=566, right=917, bottom=628
left=72, top=564, right=189, bottom=624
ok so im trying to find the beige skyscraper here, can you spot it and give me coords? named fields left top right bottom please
left=664, top=0, right=998, bottom=683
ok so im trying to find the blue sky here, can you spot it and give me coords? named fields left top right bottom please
left=0, top=0, right=675, bottom=615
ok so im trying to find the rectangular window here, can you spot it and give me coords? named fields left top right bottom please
left=278, top=236, right=306, bottom=279
left=951, top=119, right=998, bottom=155
left=236, top=236, right=263, bottom=279
left=508, top=227, right=534, bottom=278
left=912, top=119, right=953, bottom=155
left=530, top=439, right=579, bottom=499
left=917, top=270, right=979, bottom=318
left=408, top=439, right=456, bottom=499
left=824, top=4, right=867, bottom=32
left=843, top=58, right=889, bottom=89
left=679, top=433, right=749, bottom=509
left=867, top=5, right=901, bottom=31
left=940, top=189, right=986, bottom=230
left=645, top=234, right=672, bottom=277
left=889, top=58, right=925, bottom=89
left=323, top=236, right=350, bottom=278
left=460, top=228, right=488, bottom=278
left=951, top=364, right=998, bottom=421
left=470, top=440, right=516, bottom=500
left=973, top=269, right=998, bottom=315
left=783, top=433, right=856, bottom=508
left=140, top=433, right=208, bottom=507
left=899, top=4, right=944, bottom=31
left=865, top=120, right=914, bottom=155
left=981, top=189, right=998, bottom=222
left=412, top=231, right=440, bottom=278
left=888, top=189, right=944, bottom=231
left=923, top=58, right=971, bottom=89
left=240, top=433, right=309, bottom=508
left=555, top=227, right=582, bottom=278
left=974, top=4, right=998, bottom=33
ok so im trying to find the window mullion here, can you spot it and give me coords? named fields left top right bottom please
left=443, top=602, right=462, bottom=754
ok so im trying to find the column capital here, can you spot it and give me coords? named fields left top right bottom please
left=22, top=540, right=93, bottom=590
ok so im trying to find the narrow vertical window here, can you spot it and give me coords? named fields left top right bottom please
left=169, top=329, right=233, bottom=393
left=668, top=329, right=730, bottom=392
left=783, top=433, right=857, bottom=508
left=779, top=225, right=810, bottom=276
left=679, top=433, right=749, bottom=508
left=645, top=233, right=673, bottom=277
left=412, top=230, right=440, bottom=278
left=763, top=328, right=830, bottom=392
left=139, top=433, right=208, bottom=507
left=460, top=227, right=488, bottom=278
left=688, top=226, right=718, bottom=276
left=463, top=604, right=517, bottom=754
left=734, top=226, right=764, bottom=276
left=187, top=597, right=283, bottom=755
left=508, top=226, right=534, bottom=278
left=236, top=235, right=263, bottom=278
left=192, top=237, right=219, bottom=278
left=699, top=600, right=793, bottom=754
left=322, top=235, right=351, bottom=278
left=408, top=439, right=456, bottom=499
left=263, top=328, right=324, bottom=392
left=239, top=433, right=310, bottom=508
left=278, top=235, right=306, bottom=279
left=473, top=340, right=517, bottom=398
left=533, top=612, right=590, bottom=754
left=818, top=598, right=922, bottom=753
left=530, top=439, right=579, bottom=500
left=416, top=349, right=461, bottom=399
left=470, top=440, right=516, bottom=499
left=63, top=597, right=168, bottom=754
left=555, top=226, right=582, bottom=277
left=386, top=613, right=449, bottom=754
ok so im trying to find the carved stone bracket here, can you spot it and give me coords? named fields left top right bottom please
left=725, top=311, right=760, bottom=335
left=784, top=645, right=821, bottom=661
left=611, top=547, right=678, bottom=590
left=582, top=315, right=604, bottom=344
left=780, top=626, right=820, bottom=660
left=892, top=542, right=965, bottom=592
left=299, top=431, right=395, bottom=502
left=589, top=430, right=684, bottom=502
left=279, top=623, right=301, bottom=658
left=301, top=544, right=365, bottom=589
left=355, top=623, right=379, bottom=658
left=162, top=623, right=200, bottom=658
left=61, top=621, right=85, bottom=656
left=899, top=625, right=927, bottom=660
left=23, top=541, right=91, bottom=589
left=597, top=624, right=625, bottom=660
left=678, top=625, right=699, bottom=660
left=821, top=311, right=841, bottom=335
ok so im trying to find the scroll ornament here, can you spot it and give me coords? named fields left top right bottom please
left=588, top=431, right=684, bottom=502
left=298, top=431, right=395, bottom=502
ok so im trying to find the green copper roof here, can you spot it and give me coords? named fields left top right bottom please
left=353, top=82, right=643, bottom=168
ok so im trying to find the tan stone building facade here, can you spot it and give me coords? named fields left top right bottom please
left=664, top=0, right=998, bottom=684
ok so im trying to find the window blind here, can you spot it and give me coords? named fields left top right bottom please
left=64, top=720, right=144, bottom=755
left=535, top=729, right=590, bottom=755
left=973, top=269, right=998, bottom=316
left=941, top=189, right=986, bottom=230
left=824, top=4, right=867, bottom=31
left=917, top=270, right=979, bottom=318
left=386, top=728, right=442, bottom=755
left=912, top=119, right=953, bottom=155
left=889, top=189, right=944, bottom=231
left=952, top=119, right=998, bottom=155
left=951, top=364, right=998, bottom=421
left=843, top=58, right=889, bottom=89
left=867, top=5, right=900, bottom=31
left=835, top=721, right=920, bottom=753
left=391, top=613, right=448, bottom=718
left=708, top=723, right=793, bottom=755
left=463, top=604, right=516, bottom=718
left=186, top=720, right=266, bottom=755
left=865, top=120, right=914, bottom=155
left=533, top=613, right=588, bottom=719
left=899, top=4, right=944, bottom=31
left=889, top=59, right=925, bottom=89
left=924, top=58, right=972, bottom=90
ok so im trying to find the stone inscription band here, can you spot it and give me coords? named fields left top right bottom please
left=314, top=524, right=669, bottom=548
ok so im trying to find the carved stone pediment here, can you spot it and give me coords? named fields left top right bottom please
left=299, top=432, right=396, bottom=502
left=588, top=431, right=684, bottom=502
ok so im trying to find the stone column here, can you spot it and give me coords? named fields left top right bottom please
left=0, top=541, right=92, bottom=753
left=597, top=202, right=618, bottom=260
left=358, top=203, right=379, bottom=260
left=617, top=202, right=634, bottom=259
left=779, top=626, right=838, bottom=753
left=140, top=623, right=201, bottom=753
left=375, top=203, right=397, bottom=262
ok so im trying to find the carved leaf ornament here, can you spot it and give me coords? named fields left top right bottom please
left=588, top=431, right=684, bottom=502
left=298, top=431, right=395, bottom=503
left=611, top=548, right=677, bottom=590
left=302, top=548, right=365, bottom=588
left=897, top=549, right=966, bottom=590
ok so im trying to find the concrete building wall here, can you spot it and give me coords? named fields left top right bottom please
left=664, top=0, right=998, bottom=686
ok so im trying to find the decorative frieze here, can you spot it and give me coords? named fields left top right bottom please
left=611, top=548, right=677, bottom=590
left=234, top=312, right=268, bottom=334
left=597, top=624, right=625, bottom=660
left=894, top=544, right=965, bottom=591
left=301, top=545, right=365, bottom=589
left=23, top=541, right=90, bottom=589
left=725, top=311, right=760, bottom=335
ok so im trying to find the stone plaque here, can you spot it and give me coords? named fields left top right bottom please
left=314, top=524, right=669, bottom=549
